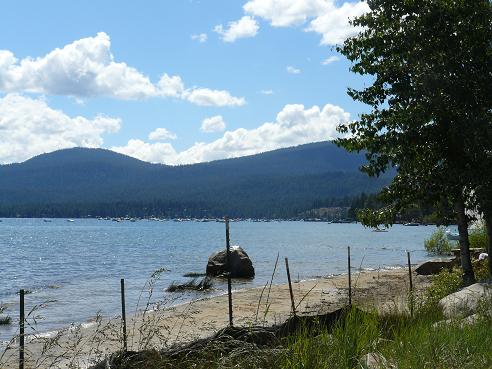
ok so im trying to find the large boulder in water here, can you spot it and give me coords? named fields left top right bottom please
left=206, top=246, right=255, bottom=279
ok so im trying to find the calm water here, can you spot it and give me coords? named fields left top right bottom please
left=0, top=218, right=436, bottom=342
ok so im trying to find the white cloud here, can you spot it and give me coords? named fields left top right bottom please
left=321, top=55, right=340, bottom=65
left=214, top=16, right=259, bottom=42
left=0, top=33, right=246, bottom=106
left=112, top=103, right=349, bottom=165
left=0, top=94, right=120, bottom=164
left=243, top=0, right=369, bottom=45
left=156, top=74, right=245, bottom=106
left=260, top=89, right=274, bottom=95
left=191, top=33, right=208, bottom=42
left=244, top=0, right=329, bottom=27
left=148, top=128, right=177, bottom=141
left=0, top=32, right=156, bottom=99
left=157, top=74, right=185, bottom=98
left=307, top=1, right=369, bottom=45
left=201, top=115, right=226, bottom=133
left=286, top=66, right=301, bottom=74
left=112, top=139, right=177, bottom=164
left=183, top=88, right=246, bottom=107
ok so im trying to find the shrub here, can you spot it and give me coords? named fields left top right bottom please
left=424, top=227, right=452, bottom=255
left=423, top=267, right=463, bottom=307
left=0, top=316, right=11, bottom=325
left=469, top=224, right=488, bottom=250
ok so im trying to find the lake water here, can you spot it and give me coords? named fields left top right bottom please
left=0, top=218, right=436, bottom=342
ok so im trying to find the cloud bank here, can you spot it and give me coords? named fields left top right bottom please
left=243, top=0, right=369, bottom=45
left=113, top=103, right=350, bottom=164
left=0, top=33, right=245, bottom=106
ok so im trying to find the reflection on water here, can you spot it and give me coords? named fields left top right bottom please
left=0, top=218, right=435, bottom=341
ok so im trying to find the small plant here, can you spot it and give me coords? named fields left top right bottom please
left=0, top=306, right=11, bottom=325
left=0, top=316, right=11, bottom=325
left=473, top=259, right=490, bottom=282
left=424, top=227, right=452, bottom=255
left=423, top=267, right=463, bottom=308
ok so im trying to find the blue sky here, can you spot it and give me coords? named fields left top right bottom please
left=0, top=0, right=370, bottom=164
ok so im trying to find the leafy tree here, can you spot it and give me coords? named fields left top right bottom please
left=336, top=0, right=492, bottom=285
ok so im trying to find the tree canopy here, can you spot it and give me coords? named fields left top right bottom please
left=336, top=0, right=492, bottom=284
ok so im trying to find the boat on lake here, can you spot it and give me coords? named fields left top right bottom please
left=446, top=229, right=460, bottom=240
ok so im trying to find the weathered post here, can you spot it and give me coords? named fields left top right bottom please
left=120, top=278, right=127, bottom=351
left=285, top=257, right=297, bottom=316
left=407, top=251, right=413, bottom=291
left=348, top=246, right=352, bottom=306
left=407, top=251, right=414, bottom=317
left=225, top=217, right=233, bottom=327
left=19, top=289, right=25, bottom=369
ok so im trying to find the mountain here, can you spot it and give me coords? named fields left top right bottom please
left=0, top=142, right=392, bottom=218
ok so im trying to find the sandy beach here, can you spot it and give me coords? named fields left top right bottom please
left=0, top=268, right=431, bottom=369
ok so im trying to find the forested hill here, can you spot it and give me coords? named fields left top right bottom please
left=0, top=142, right=392, bottom=218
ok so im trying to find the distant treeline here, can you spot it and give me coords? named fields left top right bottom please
left=0, top=197, right=352, bottom=219
left=0, top=192, right=439, bottom=222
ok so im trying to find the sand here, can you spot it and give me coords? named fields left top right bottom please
left=0, top=268, right=431, bottom=369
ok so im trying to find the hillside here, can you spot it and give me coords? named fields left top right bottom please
left=0, top=142, right=391, bottom=218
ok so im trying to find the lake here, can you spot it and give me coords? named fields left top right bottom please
left=0, top=218, right=436, bottom=343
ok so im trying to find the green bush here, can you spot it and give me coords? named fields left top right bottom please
left=423, top=268, right=463, bottom=308
left=424, top=227, right=452, bottom=255
left=469, top=224, right=489, bottom=250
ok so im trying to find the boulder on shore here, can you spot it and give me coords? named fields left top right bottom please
left=206, top=246, right=255, bottom=279
left=439, top=282, right=492, bottom=318
left=415, top=259, right=454, bottom=275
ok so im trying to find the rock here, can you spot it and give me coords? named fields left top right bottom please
left=206, top=246, right=255, bottom=278
left=362, top=352, right=389, bottom=369
left=415, top=259, right=454, bottom=275
left=438, top=283, right=492, bottom=318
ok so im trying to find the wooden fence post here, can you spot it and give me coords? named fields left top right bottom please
left=407, top=251, right=414, bottom=317
left=19, top=289, right=25, bottom=369
left=348, top=246, right=352, bottom=306
left=225, top=217, right=233, bottom=327
left=120, top=279, right=127, bottom=351
left=285, top=257, right=297, bottom=316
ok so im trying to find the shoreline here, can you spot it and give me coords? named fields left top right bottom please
left=0, top=268, right=432, bottom=369
left=1, top=265, right=409, bottom=344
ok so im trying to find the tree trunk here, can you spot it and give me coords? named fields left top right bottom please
left=484, top=214, right=492, bottom=280
left=455, top=199, right=475, bottom=286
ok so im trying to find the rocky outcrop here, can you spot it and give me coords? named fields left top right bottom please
left=206, top=246, right=255, bottom=279
left=415, top=259, right=454, bottom=275
left=439, top=283, right=492, bottom=318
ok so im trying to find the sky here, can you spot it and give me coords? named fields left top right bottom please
left=0, top=0, right=371, bottom=165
